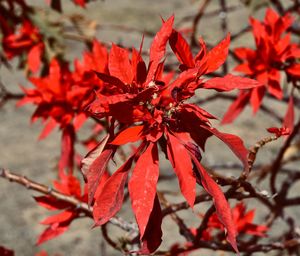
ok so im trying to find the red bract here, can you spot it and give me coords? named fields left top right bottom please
left=81, top=15, right=261, bottom=253
left=207, top=202, right=268, bottom=237
left=19, top=41, right=108, bottom=173
left=2, top=20, right=44, bottom=73
left=34, top=172, right=87, bottom=245
left=223, top=8, right=299, bottom=129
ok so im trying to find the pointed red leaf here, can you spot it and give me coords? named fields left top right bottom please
left=139, top=195, right=163, bottom=254
left=38, top=118, right=57, bottom=140
left=93, top=157, right=134, bottom=226
left=283, top=96, right=295, bottom=132
left=34, top=196, right=68, bottom=211
left=58, top=125, right=75, bottom=174
left=94, top=71, right=126, bottom=90
left=250, top=85, right=266, bottom=114
left=169, top=29, right=194, bottom=68
left=129, top=143, right=159, bottom=237
left=41, top=210, right=74, bottom=225
left=205, top=33, right=230, bottom=74
left=28, top=43, right=43, bottom=73
left=81, top=135, right=115, bottom=205
left=201, top=125, right=249, bottom=173
left=37, top=223, right=69, bottom=245
left=110, top=125, right=144, bottom=145
left=146, top=16, right=174, bottom=84
left=166, top=132, right=196, bottom=208
left=109, top=44, right=133, bottom=84
left=190, top=155, right=238, bottom=253
left=203, top=74, right=262, bottom=92
left=222, top=91, right=251, bottom=124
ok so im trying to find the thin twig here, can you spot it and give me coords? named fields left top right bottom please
left=0, top=168, right=138, bottom=233
left=190, top=0, right=211, bottom=47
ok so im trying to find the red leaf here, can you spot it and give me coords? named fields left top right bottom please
left=222, top=91, right=251, bottom=124
left=93, top=157, right=133, bottom=225
left=34, top=196, right=68, bottom=211
left=169, top=29, right=194, bottom=69
left=139, top=195, right=163, bottom=254
left=201, top=125, right=249, bottom=173
left=146, top=16, right=174, bottom=84
left=81, top=135, right=114, bottom=205
left=283, top=96, right=295, bottom=132
left=129, top=142, right=159, bottom=237
left=189, top=155, right=239, bottom=253
left=205, top=33, right=230, bottom=74
left=41, top=210, right=74, bottom=225
left=58, top=125, right=75, bottom=174
left=203, top=74, right=262, bottom=92
left=37, top=223, right=69, bottom=245
left=166, top=132, right=196, bottom=208
left=131, top=48, right=147, bottom=84
left=28, top=43, right=43, bottom=73
left=250, top=85, right=266, bottom=114
left=267, top=127, right=291, bottom=137
left=38, top=118, right=57, bottom=140
left=94, top=71, right=126, bottom=90
left=110, top=125, right=145, bottom=145
left=109, top=44, right=133, bottom=84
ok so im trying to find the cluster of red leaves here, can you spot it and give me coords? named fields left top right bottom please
left=34, top=169, right=110, bottom=245
left=34, top=172, right=87, bottom=245
left=19, top=40, right=108, bottom=173
left=170, top=202, right=268, bottom=255
left=81, top=16, right=262, bottom=253
left=206, top=202, right=268, bottom=238
left=0, top=0, right=45, bottom=73
left=223, top=8, right=298, bottom=130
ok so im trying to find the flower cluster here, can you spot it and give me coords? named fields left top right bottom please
left=223, top=8, right=299, bottom=129
left=19, top=40, right=108, bottom=173
left=81, top=16, right=261, bottom=253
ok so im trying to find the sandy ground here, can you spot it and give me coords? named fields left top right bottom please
left=0, top=0, right=299, bottom=255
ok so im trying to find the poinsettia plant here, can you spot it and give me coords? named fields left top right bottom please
left=80, top=15, right=263, bottom=253
left=1, top=0, right=300, bottom=255
left=223, top=8, right=299, bottom=131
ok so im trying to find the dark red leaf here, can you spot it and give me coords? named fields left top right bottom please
left=169, top=29, right=194, bottom=69
left=94, top=71, right=126, bottom=90
left=93, top=156, right=134, bottom=226
left=58, top=125, right=75, bottom=174
left=189, top=155, right=239, bottom=253
left=166, top=132, right=196, bottom=208
left=129, top=143, right=159, bottom=237
left=0, top=246, right=14, bottom=256
left=200, top=125, right=249, bottom=173
left=139, top=195, right=163, bottom=254
left=81, top=135, right=115, bottom=205
left=34, top=196, right=68, bottom=211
